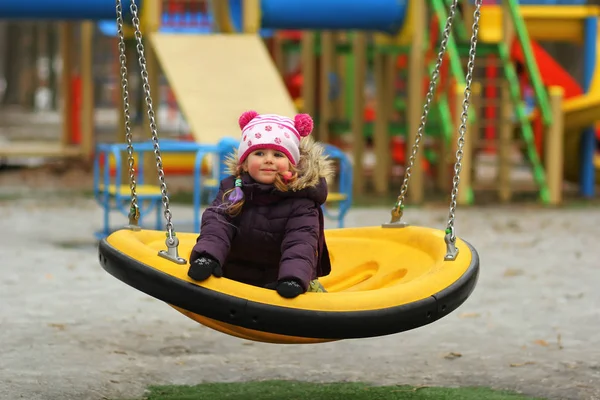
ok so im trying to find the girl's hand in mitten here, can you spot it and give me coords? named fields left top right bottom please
left=275, top=279, right=304, bottom=298
left=188, top=256, right=223, bottom=281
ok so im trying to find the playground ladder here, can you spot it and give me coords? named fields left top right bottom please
left=496, top=42, right=550, bottom=203
left=504, top=0, right=553, bottom=127
left=436, top=0, right=551, bottom=203
left=442, top=0, right=470, bottom=41
left=430, top=0, right=468, bottom=88
left=430, top=0, right=476, bottom=204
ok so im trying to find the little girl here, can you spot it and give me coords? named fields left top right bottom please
left=187, top=111, right=333, bottom=298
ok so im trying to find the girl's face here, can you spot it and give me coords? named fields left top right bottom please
left=244, top=148, right=291, bottom=184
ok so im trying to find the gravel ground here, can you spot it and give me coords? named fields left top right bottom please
left=0, top=189, right=599, bottom=400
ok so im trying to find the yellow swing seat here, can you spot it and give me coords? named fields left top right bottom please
left=98, top=225, right=479, bottom=344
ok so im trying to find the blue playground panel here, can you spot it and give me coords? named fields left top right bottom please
left=1, top=0, right=408, bottom=36
left=101, top=0, right=406, bottom=36
left=226, top=0, right=407, bottom=34
left=98, top=11, right=274, bottom=37
left=98, top=12, right=214, bottom=36
left=160, top=12, right=213, bottom=34
left=319, top=144, right=354, bottom=229
left=93, top=139, right=222, bottom=239
left=0, top=0, right=141, bottom=19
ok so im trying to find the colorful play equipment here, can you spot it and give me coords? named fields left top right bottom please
left=269, top=1, right=466, bottom=204
left=2, top=0, right=597, bottom=205
left=273, top=0, right=600, bottom=204
left=411, top=0, right=599, bottom=203
left=474, top=0, right=600, bottom=198
left=476, top=0, right=600, bottom=197
left=98, top=0, right=481, bottom=344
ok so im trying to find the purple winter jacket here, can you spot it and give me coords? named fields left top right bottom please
left=189, top=173, right=332, bottom=290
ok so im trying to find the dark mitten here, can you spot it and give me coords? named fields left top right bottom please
left=188, top=256, right=223, bottom=281
left=276, top=279, right=305, bottom=299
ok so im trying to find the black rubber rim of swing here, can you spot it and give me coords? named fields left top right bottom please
left=98, top=237, right=480, bottom=340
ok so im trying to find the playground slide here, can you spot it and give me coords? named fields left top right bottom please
left=562, top=87, right=600, bottom=185
left=512, top=37, right=600, bottom=184
left=149, top=33, right=298, bottom=144
left=511, top=37, right=600, bottom=131
left=563, top=92, right=600, bottom=131
left=511, top=39, right=583, bottom=99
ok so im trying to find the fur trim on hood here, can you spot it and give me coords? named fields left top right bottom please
left=224, top=136, right=335, bottom=191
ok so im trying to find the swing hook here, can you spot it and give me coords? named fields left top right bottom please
left=444, top=227, right=459, bottom=261
left=125, top=204, right=141, bottom=231
left=158, top=233, right=187, bottom=265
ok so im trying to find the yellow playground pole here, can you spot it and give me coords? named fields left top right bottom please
left=498, top=6, right=514, bottom=203
left=300, top=32, right=317, bottom=116
left=405, top=1, right=425, bottom=204
left=242, top=0, right=261, bottom=33
left=80, top=21, right=95, bottom=161
left=370, top=0, right=415, bottom=196
left=59, top=23, right=74, bottom=154
left=456, top=83, right=478, bottom=206
left=318, top=31, right=334, bottom=143
left=351, top=32, right=367, bottom=195
left=545, top=86, right=565, bottom=206
left=138, top=0, right=162, bottom=183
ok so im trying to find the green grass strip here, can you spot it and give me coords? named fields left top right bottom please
left=120, top=380, right=546, bottom=400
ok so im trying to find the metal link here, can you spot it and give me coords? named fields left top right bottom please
left=389, top=0, right=460, bottom=224
left=127, top=0, right=176, bottom=240
left=115, top=1, right=140, bottom=229
left=444, top=0, right=482, bottom=260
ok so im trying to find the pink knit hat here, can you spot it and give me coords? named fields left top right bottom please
left=237, top=110, right=313, bottom=166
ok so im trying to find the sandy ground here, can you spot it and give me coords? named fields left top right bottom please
left=0, top=178, right=599, bottom=400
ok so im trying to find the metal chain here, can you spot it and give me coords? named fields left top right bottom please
left=389, top=0, right=460, bottom=223
left=127, top=0, right=176, bottom=240
left=115, top=0, right=140, bottom=227
left=445, top=0, right=482, bottom=243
